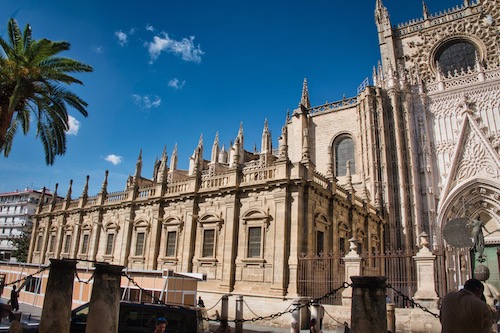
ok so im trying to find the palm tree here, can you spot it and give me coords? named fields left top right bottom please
left=0, top=18, right=93, bottom=164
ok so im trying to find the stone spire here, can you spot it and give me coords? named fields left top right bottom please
left=219, top=144, right=228, bottom=164
left=230, top=137, right=241, bottom=167
left=301, top=128, right=310, bottom=162
left=422, top=1, right=429, bottom=20
left=345, top=160, right=354, bottom=193
left=82, top=175, right=89, bottom=198
left=261, top=119, right=272, bottom=154
left=36, top=187, right=46, bottom=214
left=101, top=170, right=109, bottom=194
left=170, top=143, right=178, bottom=172
left=158, top=145, right=168, bottom=183
left=278, top=123, right=288, bottom=160
left=79, top=175, right=90, bottom=208
left=211, top=132, right=220, bottom=163
left=299, top=78, right=310, bottom=109
left=236, top=123, right=244, bottom=164
left=134, top=149, right=143, bottom=179
left=65, top=179, right=73, bottom=201
left=51, top=183, right=59, bottom=205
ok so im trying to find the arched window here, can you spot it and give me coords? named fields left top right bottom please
left=334, top=136, right=355, bottom=177
left=435, top=40, right=477, bottom=75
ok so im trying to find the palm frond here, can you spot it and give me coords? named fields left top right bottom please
left=7, top=19, right=23, bottom=54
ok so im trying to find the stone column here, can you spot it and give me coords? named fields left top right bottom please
left=290, top=299, right=300, bottom=333
left=38, top=259, right=77, bottom=333
left=350, top=276, right=387, bottom=333
left=342, top=238, right=362, bottom=306
left=85, top=263, right=124, bottom=333
left=235, top=295, right=243, bottom=333
left=412, top=232, right=439, bottom=309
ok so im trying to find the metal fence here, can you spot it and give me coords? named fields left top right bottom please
left=361, top=249, right=417, bottom=308
left=298, top=252, right=345, bottom=305
left=298, top=248, right=423, bottom=308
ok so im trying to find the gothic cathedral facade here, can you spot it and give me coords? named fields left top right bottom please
left=29, top=0, right=500, bottom=296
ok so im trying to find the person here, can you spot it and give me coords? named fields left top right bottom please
left=197, top=296, right=205, bottom=307
left=9, top=286, right=19, bottom=312
left=440, top=278, right=494, bottom=333
left=214, top=319, right=231, bottom=333
left=153, top=317, right=167, bottom=333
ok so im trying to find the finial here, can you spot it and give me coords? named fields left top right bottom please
left=52, top=183, right=59, bottom=205
left=82, top=175, right=89, bottom=198
left=66, top=179, right=73, bottom=200
left=101, top=170, right=109, bottom=192
left=286, top=109, right=290, bottom=122
left=422, top=1, right=429, bottom=19
left=345, top=160, right=354, bottom=192
left=38, top=187, right=46, bottom=209
left=300, top=78, right=310, bottom=109
left=162, top=145, right=167, bottom=159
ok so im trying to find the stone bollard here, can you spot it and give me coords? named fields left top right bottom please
left=38, top=259, right=77, bottom=333
left=386, top=303, right=395, bottom=333
left=235, top=295, right=243, bottom=333
left=221, top=294, right=229, bottom=321
left=290, top=299, right=300, bottom=333
left=85, top=263, right=124, bottom=333
left=350, top=276, right=387, bottom=333
left=310, top=301, right=320, bottom=332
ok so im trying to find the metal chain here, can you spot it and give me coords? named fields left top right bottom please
left=323, top=306, right=346, bottom=326
left=4, top=265, right=49, bottom=287
left=386, top=283, right=440, bottom=318
left=75, top=270, right=96, bottom=284
left=121, top=272, right=167, bottom=305
left=204, top=297, right=222, bottom=311
left=230, top=282, right=351, bottom=324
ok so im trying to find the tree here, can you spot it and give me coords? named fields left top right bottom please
left=0, top=18, right=93, bottom=164
left=9, top=227, right=31, bottom=262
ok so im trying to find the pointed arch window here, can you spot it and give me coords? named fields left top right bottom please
left=334, top=135, right=355, bottom=177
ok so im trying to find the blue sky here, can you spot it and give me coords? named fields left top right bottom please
left=0, top=0, right=462, bottom=196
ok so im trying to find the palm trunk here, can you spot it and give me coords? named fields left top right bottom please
left=0, top=102, right=14, bottom=151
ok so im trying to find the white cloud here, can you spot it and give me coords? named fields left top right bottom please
left=146, top=32, right=204, bottom=64
left=131, top=94, right=162, bottom=109
left=168, top=78, right=186, bottom=90
left=66, top=116, right=80, bottom=135
left=105, top=154, right=123, bottom=165
left=115, top=30, right=128, bottom=46
left=146, top=24, right=155, bottom=32
left=92, top=46, right=103, bottom=54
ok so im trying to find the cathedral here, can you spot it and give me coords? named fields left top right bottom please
left=29, top=0, right=500, bottom=299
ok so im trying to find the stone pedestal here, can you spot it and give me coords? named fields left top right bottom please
left=39, top=259, right=77, bottom=333
left=342, top=243, right=362, bottom=307
left=85, top=263, right=124, bottom=333
left=412, top=235, right=439, bottom=309
left=350, top=276, right=387, bottom=333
